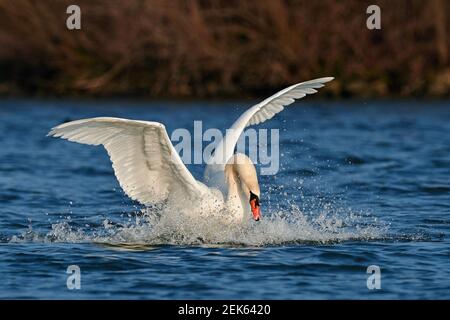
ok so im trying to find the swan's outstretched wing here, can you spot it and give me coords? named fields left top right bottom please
left=48, top=117, right=208, bottom=205
left=210, top=77, right=334, bottom=167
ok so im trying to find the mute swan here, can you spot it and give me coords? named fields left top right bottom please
left=48, top=77, right=333, bottom=223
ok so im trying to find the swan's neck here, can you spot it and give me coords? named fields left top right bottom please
left=223, top=153, right=260, bottom=222
left=225, top=166, right=247, bottom=220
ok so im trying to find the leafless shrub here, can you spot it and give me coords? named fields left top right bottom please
left=0, top=0, right=448, bottom=98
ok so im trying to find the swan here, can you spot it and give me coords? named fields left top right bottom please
left=48, top=77, right=333, bottom=223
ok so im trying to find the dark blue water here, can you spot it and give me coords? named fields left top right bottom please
left=0, top=99, right=449, bottom=299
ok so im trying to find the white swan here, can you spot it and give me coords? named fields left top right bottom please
left=48, top=77, right=333, bottom=223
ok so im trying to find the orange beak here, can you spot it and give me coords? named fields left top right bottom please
left=250, top=199, right=261, bottom=221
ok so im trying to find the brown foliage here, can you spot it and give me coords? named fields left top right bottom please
left=0, top=0, right=448, bottom=98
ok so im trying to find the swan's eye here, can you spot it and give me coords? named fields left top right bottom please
left=249, top=192, right=259, bottom=206
left=249, top=191, right=261, bottom=221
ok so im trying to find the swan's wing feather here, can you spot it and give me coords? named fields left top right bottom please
left=48, top=117, right=208, bottom=205
left=245, top=77, right=333, bottom=128
left=208, top=77, right=333, bottom=168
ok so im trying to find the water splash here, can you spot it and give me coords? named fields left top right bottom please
left=9, top=203, right=387, bottom=246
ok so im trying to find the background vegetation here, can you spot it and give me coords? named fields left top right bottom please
left=0, top=0, right=449, bottom=98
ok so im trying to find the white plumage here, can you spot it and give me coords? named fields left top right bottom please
left=49, top=118, right=209, bottom=205
left=48, top=77, right=333, bottom=222
left=208, top=77, right=334, bottom=170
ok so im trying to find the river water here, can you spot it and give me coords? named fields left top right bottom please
left=0, top=99, right=449, bottom=299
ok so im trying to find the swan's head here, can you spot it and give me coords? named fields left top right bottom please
left=238, top=178, right=262, bottom=221
left=226, top=153, right=262, bottom=221
left=249, top=191, right=261, bottom=221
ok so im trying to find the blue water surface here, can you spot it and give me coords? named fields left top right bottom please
left=0, top=99, right=449, bottom=299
